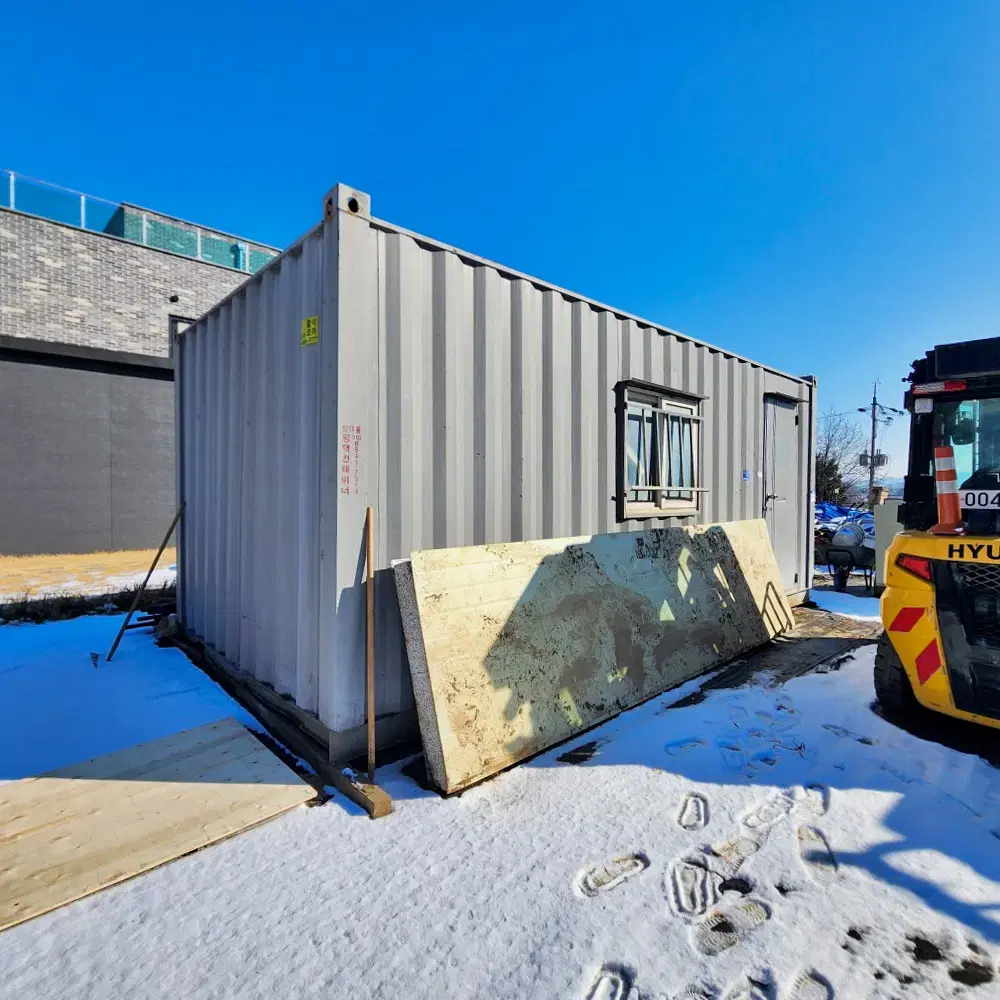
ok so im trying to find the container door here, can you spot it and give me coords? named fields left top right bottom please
left=762, top=395, right=801, bottom=592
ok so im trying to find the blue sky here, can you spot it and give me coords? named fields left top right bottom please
left=4, top=2, right=999, bottom=474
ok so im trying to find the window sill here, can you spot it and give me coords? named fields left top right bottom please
left=622, top=507, right=699, bottom=521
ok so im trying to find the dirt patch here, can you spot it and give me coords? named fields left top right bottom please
left=557, top=740, right=604, bottom=765
left=949, top=959, right=995, bottom=987
left=662, top=691, right=707, bottom=711
left=0, top=548, right=175, bottom=602
left=908, top=935, right=945, bottom=963
left=719, top=876, right=753, bottom=896
left=790, top=603, right=883, bottom=640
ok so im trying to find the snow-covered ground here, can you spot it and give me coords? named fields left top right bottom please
left=0, top=614, right=253, bottom=779
left=3, top=622, right=1000, bottom=999
left=809, top=588, right=882, bottom=622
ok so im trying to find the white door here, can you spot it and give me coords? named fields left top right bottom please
left=762, top=396, right=801, bottom=592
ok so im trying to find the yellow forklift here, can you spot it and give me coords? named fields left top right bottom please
left=878, top=337, right=1000, bottom=729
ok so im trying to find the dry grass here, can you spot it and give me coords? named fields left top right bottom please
left=0, top=582, right=176, bottom=625
left=0, top=548, right=176, bottom=601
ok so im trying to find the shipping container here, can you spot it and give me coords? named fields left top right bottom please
left=176, top=184, right=816, bottom=760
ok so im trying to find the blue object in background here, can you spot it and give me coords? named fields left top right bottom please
left=815, top=502, right=874, bottom=539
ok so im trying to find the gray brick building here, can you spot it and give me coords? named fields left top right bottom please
left=0, top=209, right=260, bottom=357
left=0, top=174, right=281, bottom=556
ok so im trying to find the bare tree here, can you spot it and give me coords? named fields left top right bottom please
left=816, top=408, right=868, bottom=503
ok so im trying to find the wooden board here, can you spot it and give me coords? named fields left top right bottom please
left=395, top=520, right=794, bottom=794
left=170, top=632, right=393, bottom=820
left=0, top=718, right=315, bottom=931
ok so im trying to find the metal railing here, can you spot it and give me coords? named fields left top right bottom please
left=1, top=169, right=279, bottom=274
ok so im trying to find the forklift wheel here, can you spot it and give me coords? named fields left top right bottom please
left=874, top=634, right=918, bottom=715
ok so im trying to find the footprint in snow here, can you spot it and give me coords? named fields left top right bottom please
left=741, top=791, right=795, bottom=832
left=710, top=834, right=760, bottom=875
left=585, top=966, right=636, bottom=1000
left=797, top=826, right=838, bottom=884
left=578, top=854, right=649, bottom=897
left=668, top=857, right=722, bottom=918
left=718, top=744, right=770, bottom=778
left=677, top=971, right=832, bottom=1000
left=795, top=783, right=830, bottom=816
left=665, top=737, right=707, bottom=757
left=670, top=834, right=761, bottom=920
left=822, top=723, right=877, bottom=745
left=983, top=780, right=1000, bottom=804
left=671, top=987, right=713, bottom=1000
left=769, top=698, right=803, bottom=730
left=721, top=981, right=769, bottom=1000
left=730, top=706, right=751, bottom=726
left=678, top=792, right=709, bottom=831
left=719, top=744, right=748, bottom=771
left=881, top=760, right=925, bottom=785
left=771, top=713, right=801, bottom=733
left=692, top=898, right=770, bottom=956
left=787, top=970, right=833, bottom=999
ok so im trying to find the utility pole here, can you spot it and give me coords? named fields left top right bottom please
left=868, top=381, right=878, bottom=510
left=857, top=383, right=905, bottom=509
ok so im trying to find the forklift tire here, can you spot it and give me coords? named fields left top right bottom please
left=874, top=634, right=918, bottom=715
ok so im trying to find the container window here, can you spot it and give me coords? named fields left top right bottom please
left=619, top=383, right=703, bottom=520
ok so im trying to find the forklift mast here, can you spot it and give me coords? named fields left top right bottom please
left=901, top=336, right=1000, bottom=532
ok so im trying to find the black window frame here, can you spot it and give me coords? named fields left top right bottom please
left=615, top=378, right=707, bottom=522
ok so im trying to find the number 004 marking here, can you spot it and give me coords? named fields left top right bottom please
left=962, top=490, right=1000, bottom=509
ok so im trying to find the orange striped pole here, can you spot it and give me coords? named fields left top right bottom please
left=930, top=445, right=965, bottom=535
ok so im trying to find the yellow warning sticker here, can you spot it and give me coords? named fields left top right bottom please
left=301, top=316, right=319, bottom=346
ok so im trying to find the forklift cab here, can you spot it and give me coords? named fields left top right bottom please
left=901, top=336, right=1000, bottom=534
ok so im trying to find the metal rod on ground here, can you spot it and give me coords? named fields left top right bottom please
left=106, top=505, right=184, bottom=662
left=366, top=506, right=376, bottom=783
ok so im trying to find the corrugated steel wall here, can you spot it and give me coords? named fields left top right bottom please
left=178, top=185, right=815, bottom=745
left=375, top=223, right=812, bottom=542
left=177, top=224, right=327, bottom=719
left=364, top=221, right=814, bottom=734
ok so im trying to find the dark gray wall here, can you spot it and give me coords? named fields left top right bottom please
left=0, top=354, right=174, bottom=555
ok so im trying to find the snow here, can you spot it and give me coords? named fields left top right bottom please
left=0, top=614, right=254, bottom=779
left=809, top=588, right=883, bottom=621
left=3, top=625, right=1000, bottom=999
left=0, top=566, right=176, bottom=603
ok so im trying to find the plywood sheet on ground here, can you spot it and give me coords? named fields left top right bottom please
left=0, top=717, right=314, bottom=931
left=395, top=520, right=793, bottom=793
